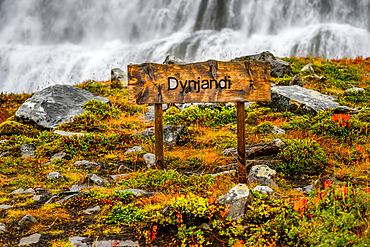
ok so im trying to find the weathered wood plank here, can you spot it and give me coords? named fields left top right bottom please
left=155, top=103, right=164, bottom=169
left=237, top=102, right=246, bottom=183
left=128, top=60, right=270, bottom=104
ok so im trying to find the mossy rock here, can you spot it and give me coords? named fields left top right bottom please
left=164, top=106, right=181, bottom=116
left=0, top=120, right=40, bottom=136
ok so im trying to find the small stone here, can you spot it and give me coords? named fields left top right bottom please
left=163, top=55, right=185, bottom=65
left=248, top=165, right=277, bottom=187
left=50, top=151, right=67, bottom=161
left=46, top=172, right=65, bottom=181
left=111, top=174, right=129, bottom=180
left=303, top=184, right=314, bottom=195
left=35, top=188, right=49, bottom=195
left=124, top=146, right=143, bottom=154
left=19, top=233, right=41, bottom=246
left=32, top=195, right=42, bottom=201
left=0, top=205, right=13, bottom=210
left=20, top=144, right=35, bottom=158
left=18, top=214, right=38, bottom=227
left=83, top=206, right=101, bottom=215
left=0, top=223, right=7, bottom=233
left=301, top=63, right=315, bottom=73
left=121, top=189, right=149, bottom=197
left=218, top=184, right=254, bottom=220
left=211, top=170, right=237, bottom=177
left=0, top=151, right=10, bottom=157
left=24, top=188, right=36, bottom=195
left=345, top=87, right=365, bottom=93
left=271, top=126, right=285, bottom=135
left=12, top=188, right=25, bottom=194
left=74, top=160, right=100, bottom=170
left=86, top=174, right=109, bottom=186
left=198, top=223, right=210, bottom=230
left=252, top=186, right=274, bottom=194
left=53, top=130, right=88, bottom=137
left=143, top=153, right=156, bottom=168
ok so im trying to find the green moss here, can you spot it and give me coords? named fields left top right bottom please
left=0, top=120, right=40, bottom=137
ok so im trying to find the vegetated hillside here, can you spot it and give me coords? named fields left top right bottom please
left=0, top=57, right=369, bottom=246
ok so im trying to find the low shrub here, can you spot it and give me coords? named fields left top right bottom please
left=276, top=138, right=328, bottom=177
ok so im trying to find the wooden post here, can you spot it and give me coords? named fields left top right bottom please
left=155, top=103, right=164, bottom=169
left=237, top=102, right=246, bottom=183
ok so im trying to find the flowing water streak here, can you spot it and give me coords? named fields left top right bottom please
left=0, top=0, right=369, bottom=93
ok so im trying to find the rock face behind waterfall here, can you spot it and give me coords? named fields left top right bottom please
left=15, top=85, right=110, bottom=129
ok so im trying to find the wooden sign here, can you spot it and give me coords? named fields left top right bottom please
left=128, top=60, right=270, bottom=104
left=127, top=59, right=271, bottom=183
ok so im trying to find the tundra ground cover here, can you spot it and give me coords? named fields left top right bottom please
left=0, top=57, right=369, bottom=246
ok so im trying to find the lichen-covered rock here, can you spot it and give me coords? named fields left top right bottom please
left=15, top=84, right=110, bottom=129
left=231, top=51, right=292, bottom=77
left=268, top=85, right=339, bottom=115
left=217, top=184, right=254, bottom=220
left=248, top=165, right=277, bottom=187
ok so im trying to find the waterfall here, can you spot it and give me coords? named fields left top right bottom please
left=0, top=0, right=369, bottom=93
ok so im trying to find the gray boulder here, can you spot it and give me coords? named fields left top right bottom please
left=231, top=51, right=292, bottom=77
left=268, top=85, right=339, bottom=115
left=16, top=84, right=109, bottom=129
left=248, top=165, right=277, bottom=187
left=218, top=184, right=254, bottom=220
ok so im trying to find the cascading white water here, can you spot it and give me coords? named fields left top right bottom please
left=1, top=0, right=369, bottom=93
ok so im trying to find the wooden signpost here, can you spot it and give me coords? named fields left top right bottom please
left=128, top=60, right=271, bottom=182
